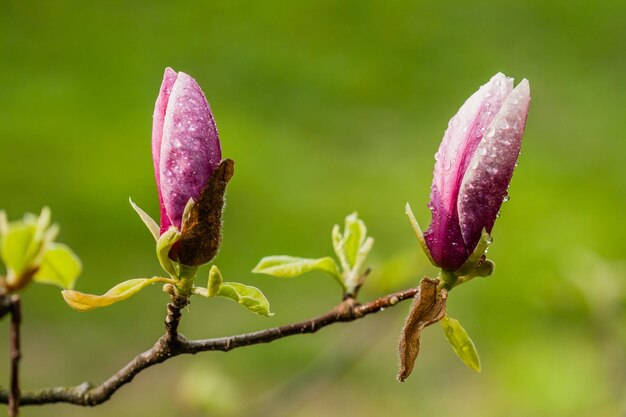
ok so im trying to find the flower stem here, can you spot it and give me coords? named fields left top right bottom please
left=439, top=270, right=458, bottom=291
left=176, top=264, right=198, bottom=297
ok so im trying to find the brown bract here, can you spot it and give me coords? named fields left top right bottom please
left=176, top=159, right=235, bottom=266
left=397, top=278, right=448, bottom=381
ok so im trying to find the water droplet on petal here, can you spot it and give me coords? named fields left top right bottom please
left=487, top=166, right=499, bottom=175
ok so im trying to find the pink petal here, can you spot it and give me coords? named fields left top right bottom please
left=159, top=71, right=222, bottom=230
left=152, top=67, right=178, bottom=233
left=425, top=73, right=513, bottom=270
left=457, top=79, right=530, bottom=252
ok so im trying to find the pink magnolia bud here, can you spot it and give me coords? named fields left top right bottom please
left=152, top=68, right=222, bottom=234
left=424, top=73, right=530, bottom=271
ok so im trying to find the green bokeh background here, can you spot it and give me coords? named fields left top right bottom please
left=1, top=1, right=625, bottom=416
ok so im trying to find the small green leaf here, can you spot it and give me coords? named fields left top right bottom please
left=208, top=265, right=222, bottom=296
left=354, top=236, right=374, bottom=272
left=130, top=198, right=160, bottom=241
left=344, top=236, right=375, bottom=293
left=342, top=212, right=366, bottom=267
left=252, top=256, right=341, bottom=281
left=43, top=224, right=60, bottom=248
left=33, top=243, right=82, bottom=289
left=1, top=223, right=37, bottom=277
left=332, top=224, right=350, bottom=272
left=441, top=315, right=481, bottom=372
left=180, top=198, right=195, bottom=229
left=27, top=207, right=57, bottom=267
left=62, top=277, right=172, bottom=312
left=405, top=203, right=437, bottom=267
left=217, top=282, right=273, bottom=316
left=29, top=207, right=51, bottom=250
left=455, top=229, right=492, bottom=277
left=475, top=259, right=495, bottom=277
left=157, top=227, right=181, bottom=277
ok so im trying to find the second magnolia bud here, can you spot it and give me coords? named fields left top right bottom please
left=423, top=73, right=530, bottom=272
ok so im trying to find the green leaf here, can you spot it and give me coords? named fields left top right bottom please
left=27, top=207, right=58, bottom=268
left=353, top=236, right=374, bottom=274
left=332, top=224, right=350, bottom=272
left=180, top=197, right=195, bottom=229
left=342, top=212, right=366, bottom=267
left=62, top=277, right=172, bottom=312
left=441, top=315, right=481, bottom=372
left=0, top=223, right=37, bottom=277
left=33, top=243, right=82, bottom=289
left=252, top=256, right=341, bottom=281
left=130, top=198, right=160, bottom=241
left=475, top=259, right=495, bottom=277
left=405, top=203, right=437, bottom=267
left=194, top=266, right=271, bottom=316
left=208, top=265, right=222, bottom=296
left=217, top=282, right=273, bottom=316
left=157, top=227, right=181, bottom=277
left=29, top=207, right=51, bottom=253
left=344, top=236, right=375, bottom=293
left=455, top=229, right=492, bottom=276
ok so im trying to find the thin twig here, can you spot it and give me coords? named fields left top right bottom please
left=164, top=294, right=188, bottom=343
left=0, top=295, right=10, bottom=321
left=0, top=286, right=419, bottom=407
left=8, top=295, right=22, bottom=416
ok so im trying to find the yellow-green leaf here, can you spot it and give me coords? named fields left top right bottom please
left=208, top=265, right=223, bottom=296
left=455, top=228, right=492, bottom=277
left=157, top=227, right=181, bottom=277
left=33, top=243, right=82, bottom=289
left=62, top=277, right=170, bottom=312
left=405, top=203, right=437, bottom=267
left=129, top=198, right=160, bottom=241
left=331, top=224, right=349, bottom=272
left=1, top=223, right=37, bottom=277
left=342, top=212, right=367, bottom=267
left=217, top=282, right=273, bottom=317
left=441, top=315, right=481, bottom=372
left=252, top=256, right=341, bottom=281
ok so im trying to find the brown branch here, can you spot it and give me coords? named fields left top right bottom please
left=0, top=295, right=11, bottom=321
left=0, top=286, right=419, bottom=407
left=8, top=295, right=22, bottom=416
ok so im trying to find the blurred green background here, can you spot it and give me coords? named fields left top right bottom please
left=1, top=1, right=625, bottom=416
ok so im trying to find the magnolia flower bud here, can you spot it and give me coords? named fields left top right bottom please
left=152, top=67, right=222, bottom=234
left=424, top=73, right=530, bottom=271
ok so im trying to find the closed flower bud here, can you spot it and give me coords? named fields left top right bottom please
left=152, top=67, right=222, bottom=234
left=424, top=73, right=530, bottom=271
